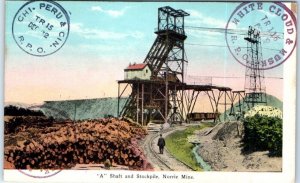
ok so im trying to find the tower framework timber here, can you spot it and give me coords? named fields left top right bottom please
left=244, top=26, right=267, bottom=108
left=117, top=6, right=244, bottom=125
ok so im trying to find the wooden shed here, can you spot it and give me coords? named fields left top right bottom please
left=124, top=63, right=151, bottom=80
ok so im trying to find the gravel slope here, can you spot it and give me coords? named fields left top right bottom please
left=197, top=122, right=282, bottom=172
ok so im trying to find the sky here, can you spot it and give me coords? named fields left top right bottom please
left=5, top=1, right=288, bottom=104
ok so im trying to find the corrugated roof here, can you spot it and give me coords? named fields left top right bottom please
left=125, top=63, right=147, bottom=71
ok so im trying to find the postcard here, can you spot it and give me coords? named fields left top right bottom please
left=3, top=1, right=296, bottom=183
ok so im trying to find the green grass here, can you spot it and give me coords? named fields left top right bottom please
left=165, top=124, right=211, bottom=171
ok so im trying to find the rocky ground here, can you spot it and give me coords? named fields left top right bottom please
left=197, top=121, right=282, bottom=172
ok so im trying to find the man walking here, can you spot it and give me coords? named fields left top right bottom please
left=157, top=134, right=166, bottom=154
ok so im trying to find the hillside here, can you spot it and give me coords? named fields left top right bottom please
left=219, top=94, right=283, bottom=121
left=40, top=97, right=127, bottom=120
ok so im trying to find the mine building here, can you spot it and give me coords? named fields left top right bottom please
left=124, top=63, right=152, bottom=80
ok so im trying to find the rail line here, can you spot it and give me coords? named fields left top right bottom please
left=144, top=126, right=195, bottom=171
left=148, top=132, right=174, bottom=171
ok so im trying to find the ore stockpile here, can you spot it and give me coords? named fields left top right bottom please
left=41, top=97, right=127, bottom=120
left=4, top=116, right=152, bottom=170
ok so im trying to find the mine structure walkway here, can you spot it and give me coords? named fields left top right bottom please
left=117, top=79, right=245, bottom=125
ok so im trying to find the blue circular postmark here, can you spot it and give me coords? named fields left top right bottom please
left=12, top=1, right=70, bottom=56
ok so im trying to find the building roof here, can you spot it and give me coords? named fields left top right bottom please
left=125, top=63, right=148, bottom=71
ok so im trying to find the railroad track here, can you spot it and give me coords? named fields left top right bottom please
left=148, top=132, right=174, bottom=170
left=143, top=126, right=195, bottom=171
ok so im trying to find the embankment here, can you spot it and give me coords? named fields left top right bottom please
left=196, top=122, right=282, bottom=171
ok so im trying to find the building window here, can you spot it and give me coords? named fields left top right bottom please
left=146, top=69, right=148, bottom=73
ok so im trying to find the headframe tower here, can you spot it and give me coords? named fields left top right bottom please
left=244, top=26, right=267, bottom=108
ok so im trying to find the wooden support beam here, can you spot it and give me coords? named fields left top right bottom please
left=141, top=84, right=144, bottom=126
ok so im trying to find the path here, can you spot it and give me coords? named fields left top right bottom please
left=141, top=125, right=194, bottom=171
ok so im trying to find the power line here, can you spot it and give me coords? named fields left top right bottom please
left=187, top=75, right=283, bottom=79
left=185, top=43, right=282, bottom=52
left=185, top=26, right=284, bottom=39
left=183, top=26, right=283, bottom=81
left=186, top=43, right=227, bottom=48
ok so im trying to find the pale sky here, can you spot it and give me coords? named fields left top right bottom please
left=5, top=2, right=286, bottom=104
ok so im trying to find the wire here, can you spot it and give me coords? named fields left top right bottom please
left=185, top=43, right=282, bottom=52
left=185, top=43, right=228, bottom=48
left=185, top=26, right=284, bottom=39
left=187, top=75, right=282, bottom=79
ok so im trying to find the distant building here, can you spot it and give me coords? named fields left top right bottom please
left=124, top=63, right=151, bottom=80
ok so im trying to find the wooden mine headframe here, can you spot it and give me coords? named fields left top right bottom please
left=117, top=6, right=189, bottom=125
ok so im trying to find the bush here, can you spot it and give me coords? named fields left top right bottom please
left=4, top=105, right=45, bottom=116
left=243, top=114, right=282, bottom=156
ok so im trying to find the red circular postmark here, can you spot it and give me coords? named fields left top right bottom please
left=225, top=2, right=296, bottom=70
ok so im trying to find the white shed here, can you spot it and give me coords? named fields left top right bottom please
left=124, top=63, right=151, bottom=80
